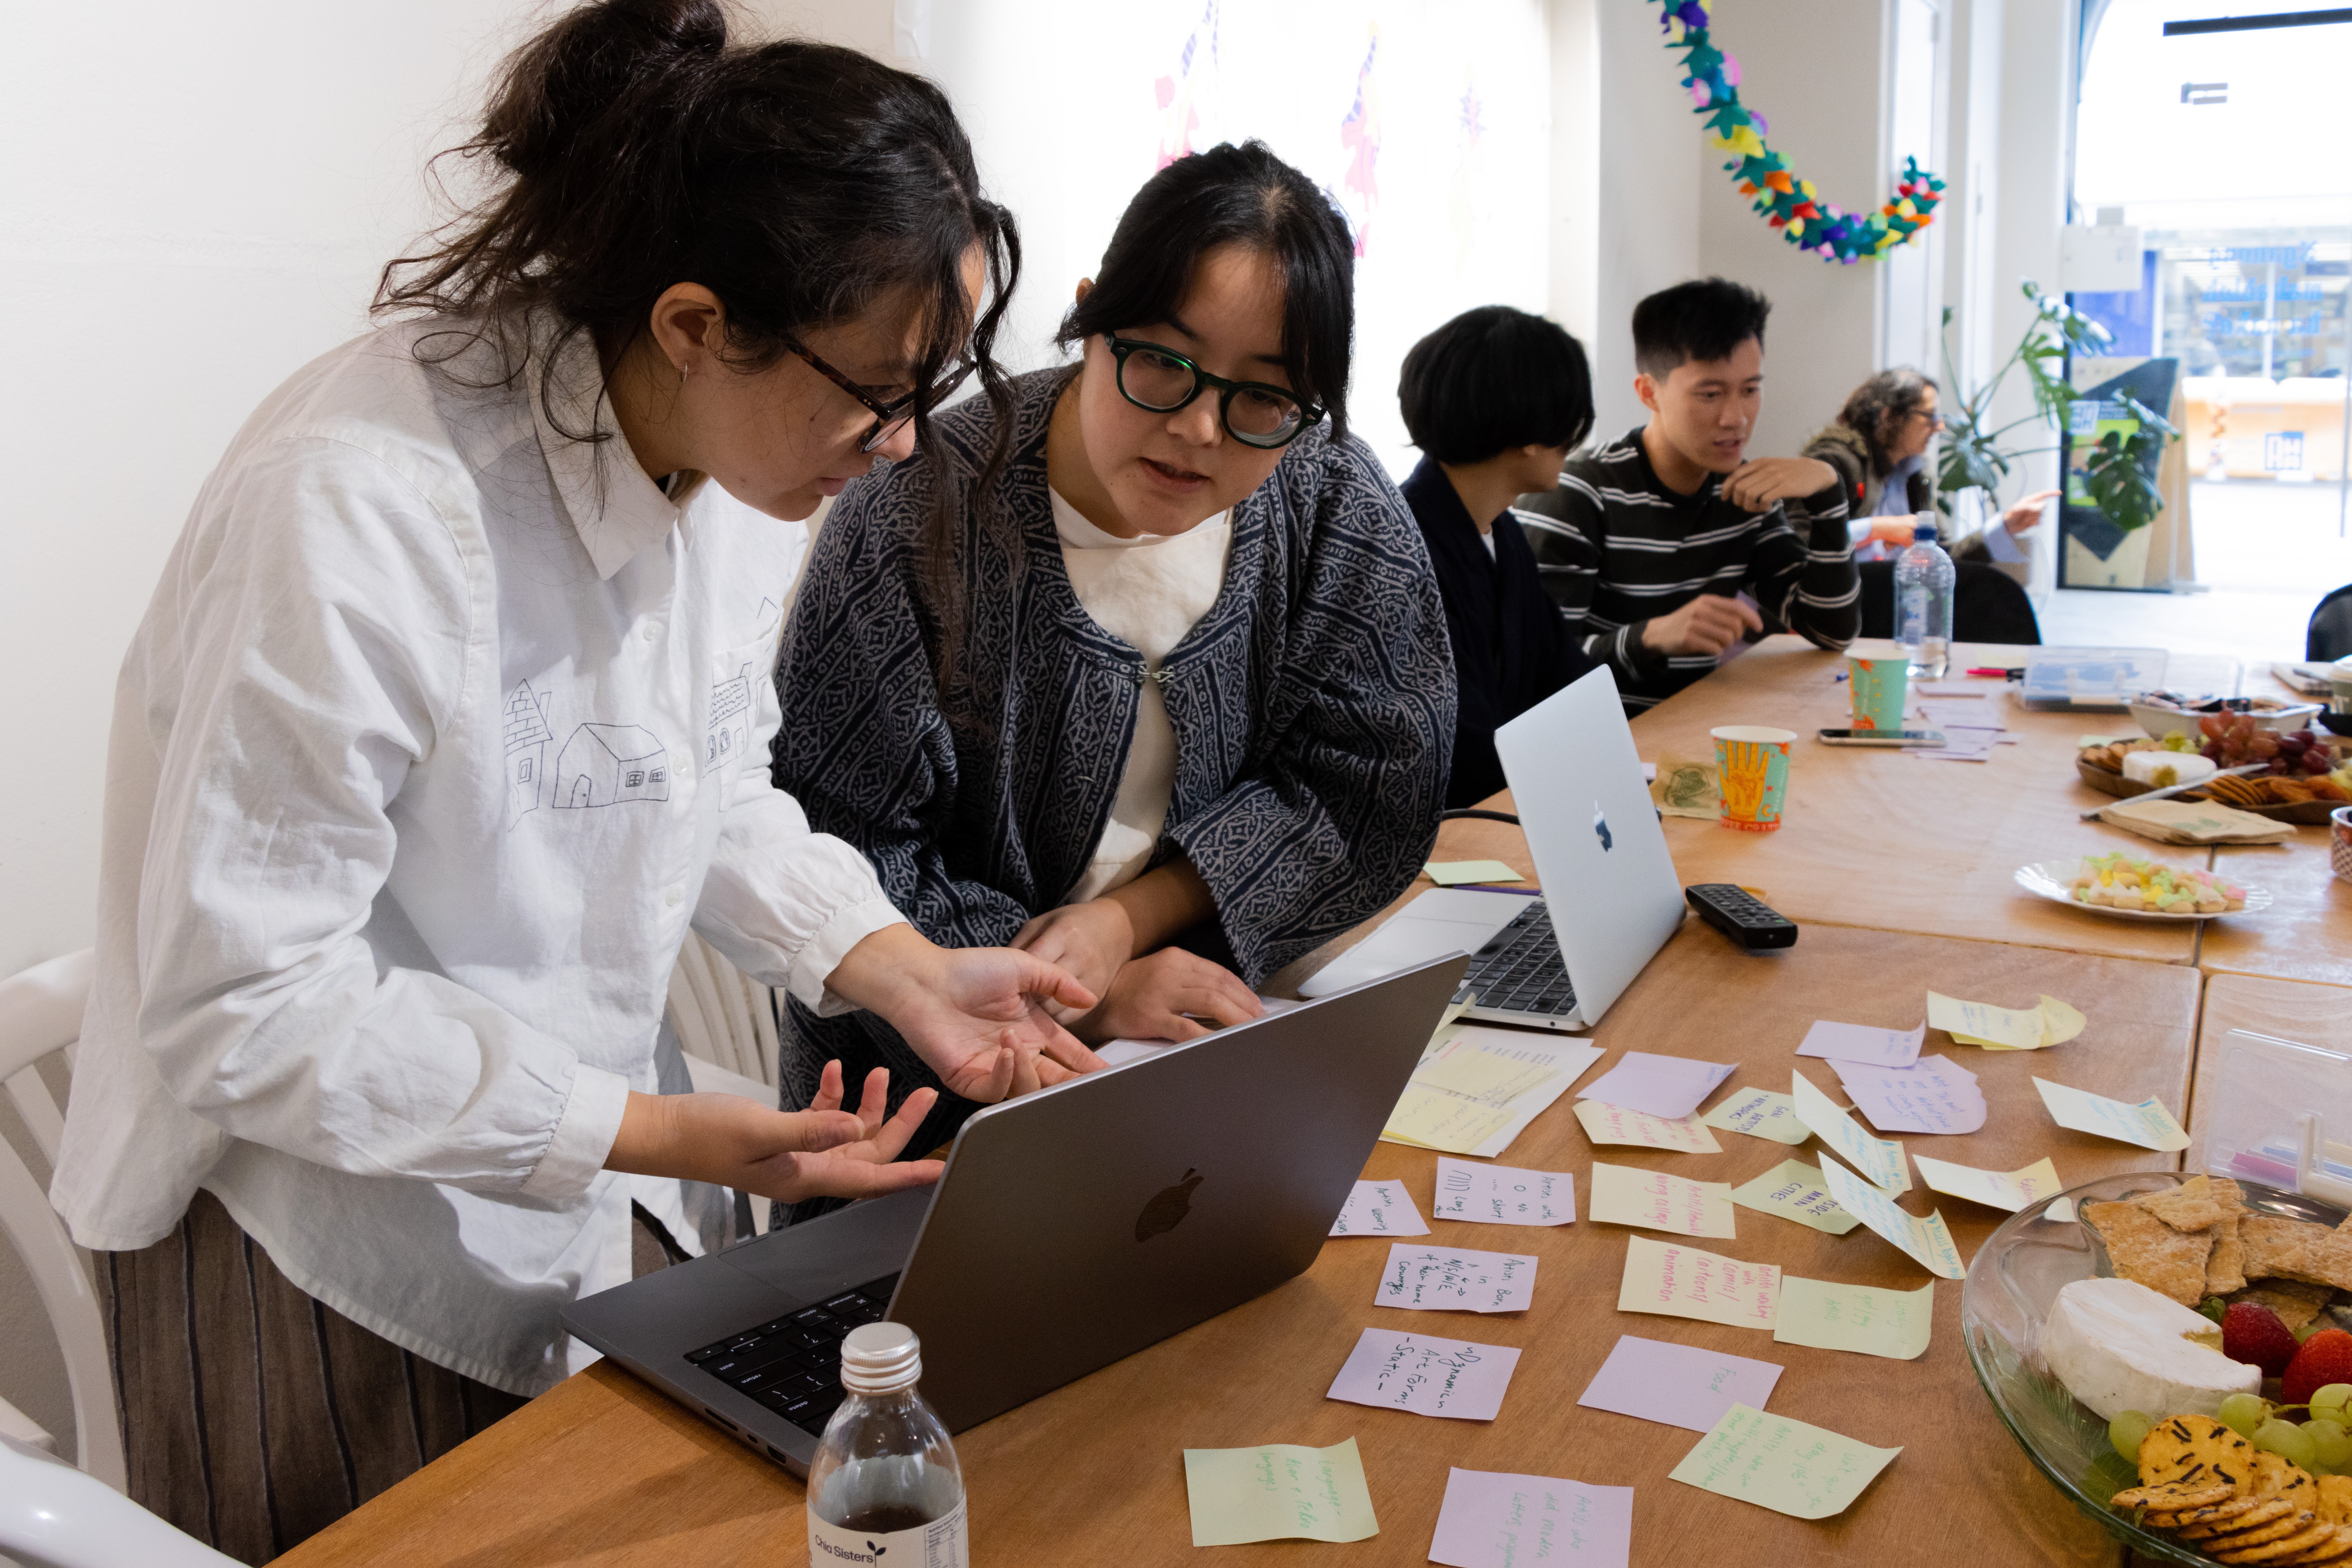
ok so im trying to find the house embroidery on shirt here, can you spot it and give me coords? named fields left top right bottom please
left=708, top=662, right=754, bottom=770
left=555, top=724, right=672, bottom=808
left=503, top=680, right=554, bottom=827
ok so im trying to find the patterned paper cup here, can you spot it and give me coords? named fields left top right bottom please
left=1847, top=653, right=1909, bottom=731
left=1712, top=725, right=1797, bottom=832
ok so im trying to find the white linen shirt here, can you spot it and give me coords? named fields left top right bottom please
left=50, top=318, right=905, bottom=1394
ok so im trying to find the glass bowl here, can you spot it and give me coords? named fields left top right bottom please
left=1960, top=1172, right=2349, bottom=1563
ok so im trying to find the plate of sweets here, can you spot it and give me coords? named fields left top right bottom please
left=1964, top=1173, right=2352, bottom=1565
left=2015, top=853, right=2269, bottom=922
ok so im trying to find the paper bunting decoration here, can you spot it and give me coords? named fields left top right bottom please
left=1649, top=0, right=1945, bottom=264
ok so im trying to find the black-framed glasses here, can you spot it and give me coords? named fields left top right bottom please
left=781, top=332, right=976, bottom=454
left=1103, top=334, right=1322, bottom=449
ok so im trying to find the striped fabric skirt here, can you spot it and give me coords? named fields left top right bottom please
left=99, top=1189, right=680, bottom=1564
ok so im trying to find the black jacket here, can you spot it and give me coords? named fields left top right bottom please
left=1402, top=457, right=1595, bottom=808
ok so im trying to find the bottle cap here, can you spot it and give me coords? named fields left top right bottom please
left=1914, top=520, right=1938, bottom=543
left=840, top=1322, right=922, bottom=1394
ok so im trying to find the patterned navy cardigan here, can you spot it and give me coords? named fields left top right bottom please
left=770, top=366, right=1455, bottom=1147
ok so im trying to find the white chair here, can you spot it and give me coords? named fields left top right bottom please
left=666, top=933, right=780, bottom=1090
left=1, top=1434, right=240, bottom=1568
left=0, top=951, right=119, bottom=1489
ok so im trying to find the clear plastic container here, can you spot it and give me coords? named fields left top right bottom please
left=806, top=1323, right=968, bottom=1568
left=2198, top=1028, right=2352, bottom=1204
left=1894, top=521, right=1956, bottom=680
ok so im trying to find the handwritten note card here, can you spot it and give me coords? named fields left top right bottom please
left=1771, top=1276, right=1934, bottom=1360
left=1183, top=1437, right=1380, bottom=1546
left=1702, top=1087, right=1813, bottom=1146
left=1587, top=1162, right=1737, bottom=1239
left=1669, top=1404, right=1901, bottom=1519
left=1912, top=1155, right=2064, bottom=1212
left=1577, top=1334, right=1784, bottom=1432
left=1952, top=995, right=2086, bottom=1052
left=1330, top=1179, right=1430, bottom=1237
left=1573, top=1098, right=1722, bottom=1154
left=1831, top=1054, right=1987, bottom=1136
left=1429, top=1156, right=1574, bottom=1226
left=1796, top=1020, right=1926, bottom=1069
left=1428, top=1469, right=1634, bottom=1568
left=1789, top=1071, right=1911, bottom=1193
left=1729, top=1158, right=1861, bottom=1235
left=1616, top=1236, right=1781, bottom=1330
left=2032, top=1078, right=2191, bottom=1151
left=1378, top=1244, right=1539, bottom=1314
left=1578, top=1052, right=1736, bottom=1121
left=1325, top=1327, right=1522, bottom=1421
left=1929, top=991, right=2084, bottom=1051
left=1384, top=1029, right=1603, bottom=1158
left=1814, top=1157, right=1966, bottom=1279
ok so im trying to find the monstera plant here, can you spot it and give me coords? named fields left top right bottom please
left=1936, top=281, right=2177, bottom=534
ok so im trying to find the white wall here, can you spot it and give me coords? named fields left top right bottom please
left=0, top=0, right=881, bottom=1470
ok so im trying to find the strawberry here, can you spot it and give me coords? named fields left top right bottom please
left=2225, top=1302, right=2302, bottom=1377
left=2285, top=1329, right=2352, bottom=1406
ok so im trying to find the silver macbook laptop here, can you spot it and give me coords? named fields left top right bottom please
left=561, top=954, right=1466, bottom=1474
left=1297, top=664, right=1685, bottom=1031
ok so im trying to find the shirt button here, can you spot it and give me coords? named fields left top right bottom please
left=664, top=887, right=684, bottom=908
left=641, top=624, right=661, bottom=642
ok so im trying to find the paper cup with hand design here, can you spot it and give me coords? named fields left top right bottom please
left=1847, top=653, right=1909, bottom=731
left=1712, top=726, right=1797, bottom=832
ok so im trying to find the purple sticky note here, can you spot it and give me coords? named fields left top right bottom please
left=1576, top=1334, right=1785, bottom=1433
left=1429, top=1468, right=1634, bottom=1568
left=1576, top=1052, right=1734, bottom=1121
left=1795, top=1020, right=1926, bottom=1069
left=1833, top=1053, right=1987, bottom=1135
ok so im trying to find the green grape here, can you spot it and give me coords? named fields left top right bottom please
left=2221, top=1393, right=2270, bottom=1439
left=2297, top=1321, right=2325, bottom=1344
left=2256, top=1417, right=2321, bottom=1471
left=2308, top=1417, right=2352, bottom=1471
left=2312, top=1384, right=2352, bottom=1421
left=2110, top=1409, right=2155, bottom=1462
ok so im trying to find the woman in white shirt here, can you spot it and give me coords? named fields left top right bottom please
left=49, top=3, right=1096, bottom=1558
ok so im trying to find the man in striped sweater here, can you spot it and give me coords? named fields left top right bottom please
left=1515, top=277, right=1860, bottom=712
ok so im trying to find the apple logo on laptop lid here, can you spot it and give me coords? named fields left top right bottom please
left=1135, top=1168, right=1202, bottom=1242
left=1592, top=802, right=1613, bottom=852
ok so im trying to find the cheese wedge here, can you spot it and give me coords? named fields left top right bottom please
left=2122, top=751, right=2217, bottom=789
left=2043, top=1276, right=2261, bottom=1421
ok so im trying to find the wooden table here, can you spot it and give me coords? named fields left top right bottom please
left=2199, top=837, right=2352, bottom=985
left=277, top=924, right=2200, bottom=1568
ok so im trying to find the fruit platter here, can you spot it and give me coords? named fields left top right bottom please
left=2078, top=721, right=2350, bottom=826
left=1965, top=1172, right=2352, bottom=1563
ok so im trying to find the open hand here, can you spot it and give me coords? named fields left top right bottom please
left=1071, top=947, right=1263, bottom=1045
left=829, top=925, right=1106, bottom=1102
left=1722, top=456, right=1838, bottom=512
left=1639, top=593, right=1764, bottom=657
left=604, top=1063, right=941, bottom=1203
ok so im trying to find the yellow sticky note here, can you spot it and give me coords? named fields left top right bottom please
left=1573, top=1098, right=1722, bottom=1154
left=1958, top=995, right=2086, bottom=1052
left=1814, top=1158, right=1966, bottom=1279
left=1788, top=1072, right=1910, bottom=1193
left=1381, top=1084, right=1516, bottom=1154
left=1729, top=1158, right=1861, bottom=1235
left=1616, top=1235, right=1781, bottom=1330
left=1671, top=1405, right=1901, bottom=1518
left=1927, top=990, right=2044, bottom=1050
left=1912, top=1155, right=2064, bottom=1213
left=1183, top=1437, right=1380, bottom=1546
left=1412, top=1046, right=1559, bottom=1106
left=1772, top=1277, right=1934, bottom=1361
left=1587, top=1162, right=1737, bottom=1239
left=1425, top=860, right=1526, bottom=886
left=1703, top=1087, right=1813, bottom=1146
left=2032, top=1078, right=2191, bottom=1152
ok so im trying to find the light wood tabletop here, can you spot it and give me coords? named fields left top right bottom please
left=276, top=922, right=2199, bottom=1568
left=2199, top=835, right=2352, bottom=986
left=2184, top=972, right=2352, bottom=1172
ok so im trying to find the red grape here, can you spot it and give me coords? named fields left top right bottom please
left=2201, top=714, right=2227, bottom=741
left=2271, top=758, right=2293, bottom=776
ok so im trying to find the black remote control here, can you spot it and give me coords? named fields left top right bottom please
left=1684, top=883, right=1798, bottom=949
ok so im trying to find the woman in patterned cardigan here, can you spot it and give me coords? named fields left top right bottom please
left=773, top=143, right=1455, bottom=1167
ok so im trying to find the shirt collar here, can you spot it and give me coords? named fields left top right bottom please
left=525, top=316, right=687, bottom=581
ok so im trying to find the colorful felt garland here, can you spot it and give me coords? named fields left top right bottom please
left=1651, top=0, right=1945, bottom=264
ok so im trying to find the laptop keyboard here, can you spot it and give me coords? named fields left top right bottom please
left=1456, top=901, right=1578, bottom=1018
left=683, top=1273, right=898, bottom=1437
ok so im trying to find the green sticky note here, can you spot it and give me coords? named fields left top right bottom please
left=1426, top=860, right=1525, bottom=886
left=1703, top=1087, right=1813, bottom=1146
left=1182, top=1437, right=1380, bottom=1546
left=1669, top=1404, right=1902, bottom=1518
left=1730, top=1159, right=1862, bottom=1235
left=1772, top=1276, right=1935, bottom=1360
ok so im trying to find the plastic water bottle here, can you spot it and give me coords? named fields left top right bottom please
left=1894, top=518, right=1955, bottom=680
left=806, top=1324, right=968, bottom=1568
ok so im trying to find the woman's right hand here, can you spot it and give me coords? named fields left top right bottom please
left=827, top=924, right=1106, bottom=1102
left=1071, top=947, right=1263, bottom=1045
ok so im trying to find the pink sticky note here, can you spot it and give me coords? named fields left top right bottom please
left=1576, top=1334, right=1784, bottom=1432
left=1577, top=1052, right=1735, bottom=1121
left=1833, top=1054, right=1987, bottom=1135
left=1325, top=1328, right=1522, bottom=1421
left=1429, top=1468, right=1634, bottom=1568
left=1795, top=1020, right=1925, bottom=1069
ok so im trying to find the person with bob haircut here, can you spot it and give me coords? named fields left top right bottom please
left=1802, top=366, right=2056, bottom=578
left=1396, top=305, right=1600, bottom=807
left=1517, top=276, right=1860, bottom=712
left=774, top=141, right=1455, bottom=1172
left=49, top=3, right=1102, bottom=1555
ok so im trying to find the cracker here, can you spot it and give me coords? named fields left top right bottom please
left=2208, top=1508, right=2323, bottom=1551
left=2318, top=1476, right=2352, bottom=1527
left=2234, top=1280, right=2336, bottom=1333
left=2089, top=1199, right=2221, bottom=1305
left=2140, top=1175, right=2229, bottom=1233
left=2209, top=1179, right=2252, bottom=1295
left=2216, top=1520, right=2338, bottom=1563
left=2278, top=1526, right=2352, bottom=1566
left=2140, top=1415, right=2260, bottom=1497
left=2242, top=1217, right=2352, bottom=1293
left=2116, top=1479, right=2239, bottom=1512
left=2184, top=1500, right=2299, bottom=1539
left=2154, top=1495, right=2268, bottom=1529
